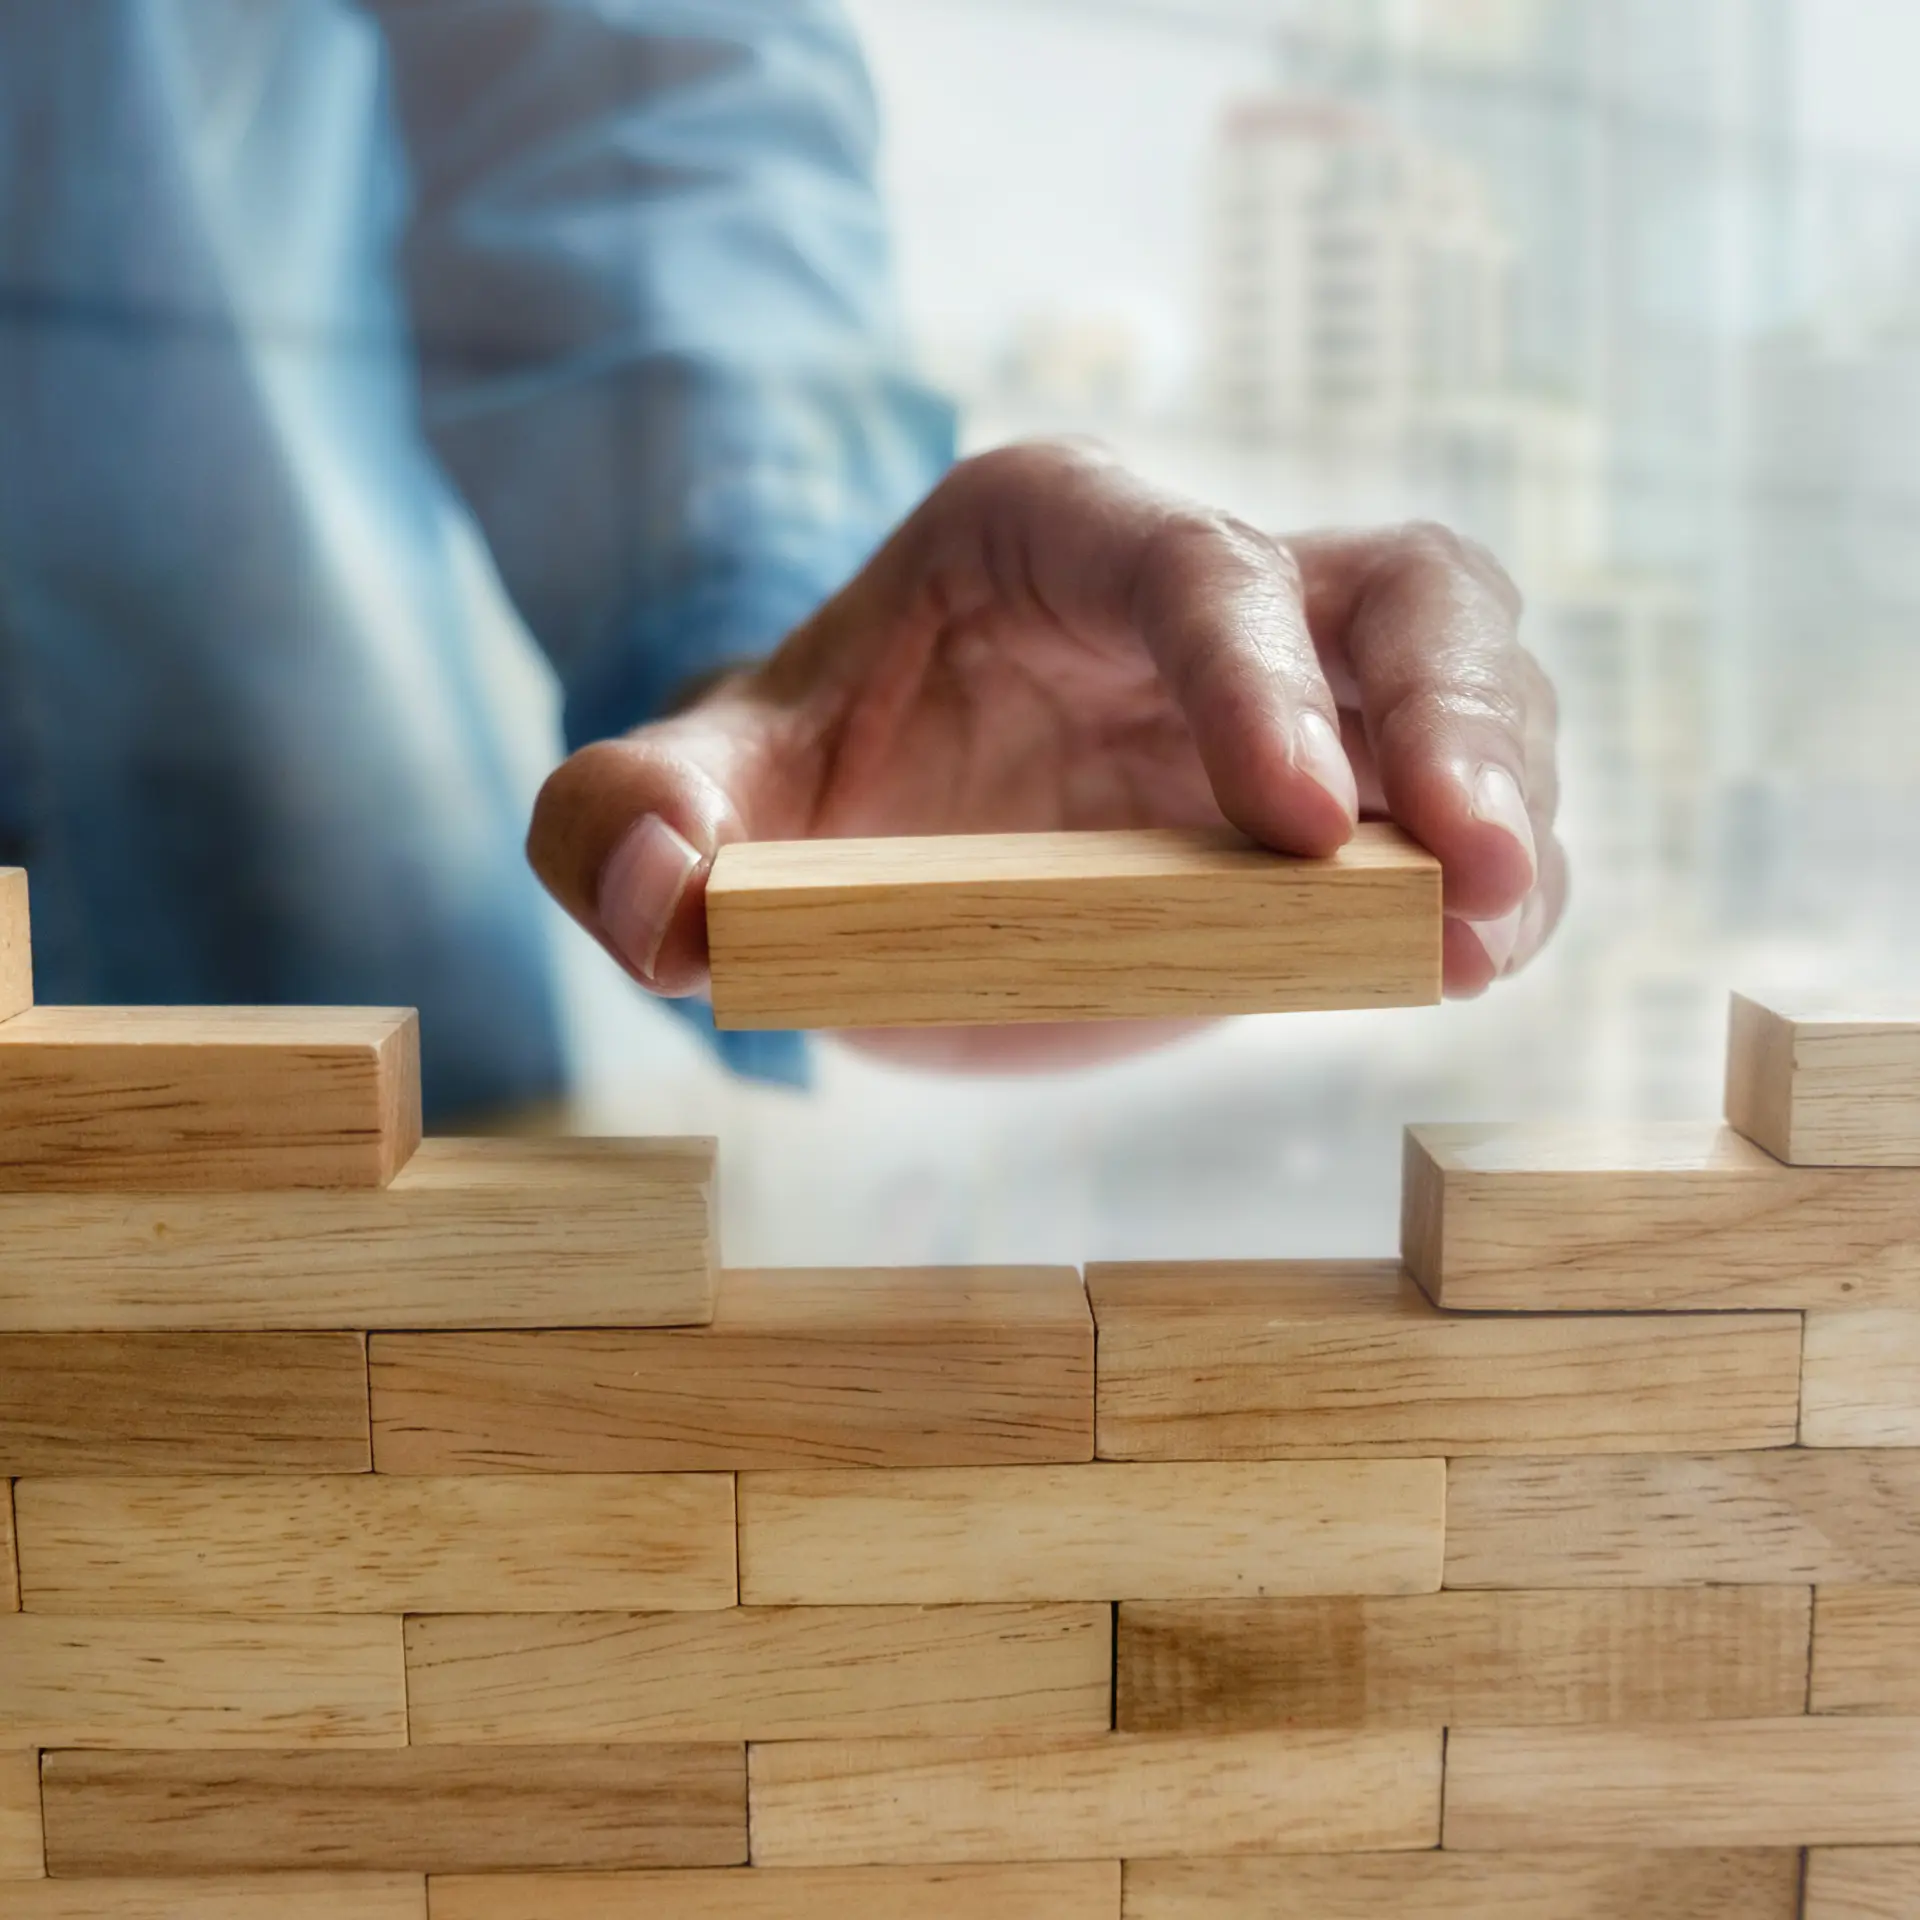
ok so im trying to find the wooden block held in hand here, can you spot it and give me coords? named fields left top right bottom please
left=1728, top=992, right=1920, bottom=1166
left=1803, top=1314, right=1920, bottom=1447
left=428, top=1864, right=1122, bottom=1920
left=14, top=1474, right=736, bottom=1614
left=0, top=870, right=30, bottom=1024
left=372, top=1267, right=1090, bottom=1472
left=1444, top=1452, right=1920, bottom=1588
left=706, top=824, right=1441, bottom=1029
left=0, top=1614, right=404, bottom=1747
left=1805, top=1849, right=1920, bottom=1920
left=1813, top=1588, right=1920, bottom=1715
left=1121, top=1850, right=1803, bottom=1919
left=739, top=1460, right=1444, bottom=1604
left=1403, top=1120, right=1920, bottom=1309
left=40, top=1744, right=746, bottom=1875
left=1089, top=1261, right=1800, bottom=1457
left=1, top=1747, right=42, bottom=1878
left=1444, top=1718, right=1920, bottom=1849
left=0, top=1138, right=716, bottom=1333
left=405, top=1604, right=1110, bottom=1743
left=1117, top=1587, right=1811, bottom=1731
left=0, top=1333, right=370, bottom=1474
left=0, top=1006, right=420, bottom=1189
left=748, top=1729, right=1441, bottom=1866
left=0, top=1877, right=426, bottom=1919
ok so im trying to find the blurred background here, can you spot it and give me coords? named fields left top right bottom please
left=572, top=0, right=1920, bottom=1265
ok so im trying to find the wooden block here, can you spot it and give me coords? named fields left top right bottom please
left=1117, top=1587, right=1812, bottom=1731
left=1803, top=1313, right=1920, bottom=1446
left=1445, top=1452, right=1920, bottom=1587
left=1404, top=1120, right=1920, bottom=1309
left=0, top=1748, right=41, bottom=1878
left=41, top=1744, right=746, bottom=1874
left=706, top=824, right=1441, bottom=1029
left=3, top=1482, right=16, bottom=1613
left=0, top=870, right=30, bottom=1024
left=1805, top=1849, right=1920, bottom=1919
left=13, top=1474, right=736, bottom=1614
left=372, top=1267, right=1090, bottom=1473
left=750, top=1729, right=1438, bottom=1866
left=1088, top=1261, right=1800, bottom=1457
left=739, top=1461, right=1444, bottom=1604
left=1728, top=992, right=1920, bottom=1166
left=428, top=1864, right=1122, bottom=1920
left=1812, top=1588, right=1920, bottom=1715
left=1121, top=1850, right=1803, bottom=1919
left=1447, top=1718, right=1920, bottom=1848
left=0, top=1333, right=369, bottom=1474
left=0, top=1138, right=715, bottom=1333
left=405, top=1604, right=1110, bottom=1743
left=0, top=1878, right=426, bottom=1919
left=0, top=1614, right=404, bottom=1747
left=0, top=1006, right=419, bottom=1190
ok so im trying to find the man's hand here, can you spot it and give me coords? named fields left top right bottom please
left=528, top=443, right=1564, bottom=1055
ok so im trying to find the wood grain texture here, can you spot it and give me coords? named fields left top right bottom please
left=1812, top=1588, right=1920, bottom=1715
left=13, top=1474, right=735, bottom=1614
left=0, top=1748, right=41, bottom=1878
left=1444, top=1719, right=1920, bottom=1848
left=0, top=1138, right=715, bottom=1333
left=0, top=870, right=30, bottom=1024
left=1117, top=1587, right=1812, bottom=1731
left=40, top=1744, right=746, bottom=1874
left=1445, top=1451, right=1920, bottom=1587
left=428, top=1864, right=1122, bottom=1920
left=0, top=1879, right=424, bottom=1918
left=706, top=824, right=1441, bottom=1029
left=2, top=1482, right=15, bottom=1612
left=1805, top=1849, right=1920, bottom=1919
left=0, top=1006, right=419, bottom=1189
left=1088, top=1261, right=1800, bottom=1457
left=405, top=1604, right=1109, bottom=1743
left=738, top=1461, right=1445, bottom=1604
left=1403, top=1120, right=1920, bottom=1309
left=748, top=1729, right=1441, bottom=1865
left=1728, top=992, right=1920, bottom=1166
left=0, top=1333, right=370, bottom=1474
left=371, top=1267, right=1090, bottom=1473
left=1803, top=1314, right=1920, bottom=1446
left=1122, top=1851, right=1804, bottom=1919
left=0, top=1614, right=404, bottom=1747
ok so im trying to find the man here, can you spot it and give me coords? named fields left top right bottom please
left=0, top=1, right=1561, bottom=1112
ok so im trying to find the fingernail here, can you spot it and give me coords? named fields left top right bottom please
left=1291, top=711, right=1358, bottom=822
left=1467, top=902, right=1525, bottom=975
left=1469, top=765, right=1538, bottom=888
left=597, top=814, right=704, bottom=981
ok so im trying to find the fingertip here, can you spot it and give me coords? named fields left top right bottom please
left=1213, top=711, right=1360, bottom=858
left=1441, top=912, right=1501, bottom=998
left=597, top=813, right=711, bottom=995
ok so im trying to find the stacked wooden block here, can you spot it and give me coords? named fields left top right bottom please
left=3, top=854, right=1919, bottom=1919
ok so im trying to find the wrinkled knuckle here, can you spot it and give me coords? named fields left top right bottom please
left=1387, top=520, right=1522, bottom=616
left=1376, top=679, right=1526, bottom=755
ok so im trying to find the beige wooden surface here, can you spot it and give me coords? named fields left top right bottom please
left=0, top=870, right=30, bottom=1024
left=1802, top=1313, right=1920, bottom=1446
left=428, top=1864, right=1123, bottom=1920
left=40, top=1744, right=746, bottom=1875
left=706, top=824, right=1441, bottom=1029
left=1403, top=1119, right=1920, bottom=1308
left=1804, top=1849, right=1920, bottom=1919
left=372, top=1267, right=1091, bottom=1472
left=1812, top=1588, right=1920, bottom=1714
left=748, top=1729, right=1441, bottom=1866
left=1117, top=1586, right=1812, bottom=1730
left=1121, top=1850, right=1804, bottom=1918
left=0, top=1006, right=419, bottom=1189
left=0, top=1615, right=405, bottom=1748
left=0, top=1138, right=715, bottom=1333
left=0, top=1747, right=41, bottom=1878
left=738, top=1460, right=1445, bottom=1604
left=1727, top=992, right=1920, bottom=1166
left=1445, top=1451, right=1920, bottom=1587
left=1088, top=1261, right=1800, bottom=1457
left=1444, top=1718, right=1920, bottom=1848
left=0, top=1877, right=426, bottom=1918
left=0, top=1333, right=370, bottom=1474
left=405, top=1604, right=1110, bottom=1743
left=14, top=1474, right=736, bottom=1615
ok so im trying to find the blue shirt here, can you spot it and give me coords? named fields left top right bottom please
left=0, top=0, right=954, bottom=1115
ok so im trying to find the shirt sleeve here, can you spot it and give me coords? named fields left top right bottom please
left=364, top=0, right=955, bottom=749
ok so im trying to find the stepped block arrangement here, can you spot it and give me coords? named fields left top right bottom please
left=1, top=861, right=1919, bottom=1917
